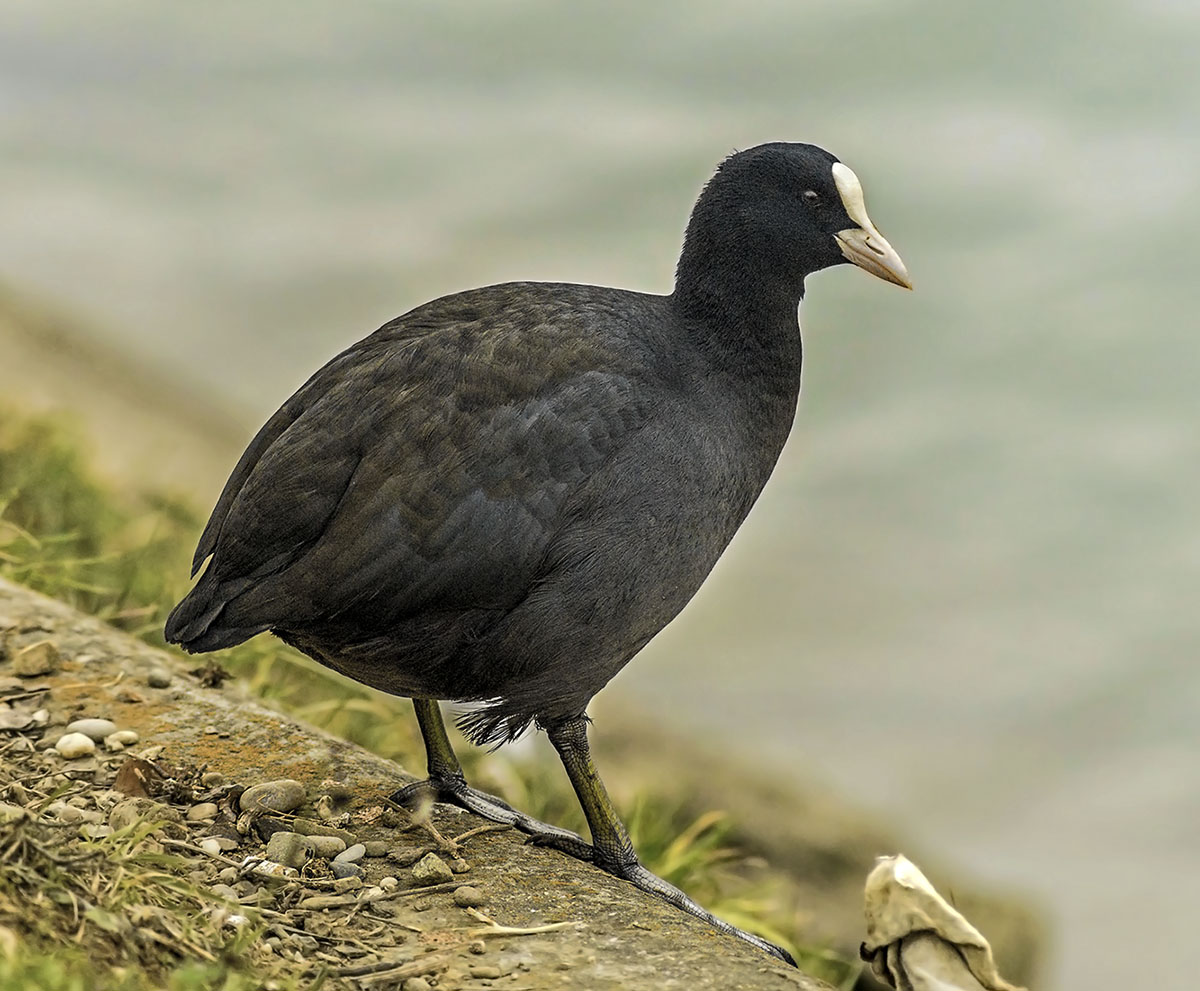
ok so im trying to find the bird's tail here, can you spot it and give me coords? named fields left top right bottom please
left=163, top=570, right=265, bottom=653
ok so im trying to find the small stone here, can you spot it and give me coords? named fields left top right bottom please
left=208, top=835, right=239, bottom=851
left=469, top=965, right=502, bottom=979
left=410, top=852, right=454, bottom=886
left=186, top=803, right=220, bottom=822
left=147, top=668, right=173, bottom=688
left=468, top=939, right=486, bottom=954
left=379, top=875, right=399, bottom=890
left=363, top=840, right=388, bottom=858
left=305, top=835, right=347, bottom=858
left=449, top=857, right=471, bottom=874
left=402, top=979, right=432, bottom=991
left=331, top=875, right=362, bottom=893
left=111, top=730, right=139, bottom=745
left=79, top=823, right=113, bottom=840
left=216, top=867, right=238, bottom=883
left=211, top=883, right=239, bottom=900
left=13, top=641, right=59, bottom=677
left=65, top=718, right=118, bottom=741
left=265, top=831, right=311, bottom=868
left=452, top=885, right=486, bottom=908
left=334, top=843, right=365, bottom=864
left=240, top=779, right=306, bottom=814
left=330, top=859, right=363, bottom=880
left=200, top=838, right=223, bottom=856
left=201, top=771, right=225, bottom=788
left=55, top=733, right=96, bottom=759
left=48, top=802, right=84, bottom=823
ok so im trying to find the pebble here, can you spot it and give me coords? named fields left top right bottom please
left=265, top=831, right=311, bottom=868
left=240, top=779, right=306, bottom=814
left=305, top=835, right=347, bottom=858
left=147, top=668, right=173, bottom=688
left=332, top=875, right=362, bottom=893
left=449, top=857, right=471, bottom=874
left=216, top=867, right=238, bottom=883
left=330, top=859, right=364, bottom=880
left=79, top=823, right=112, bottom=840
left=469, top=965, right=503, bottom=980
left=452, top=885, right=487, bottom=908
left=379, top=876, right=399, bottom=891
left=200, top=838, right=223, bottom=857
left=47, top=801, right=85, bottom=823
left=13, top=641, right=59, bottom=677
left=334, top=843, right=365, bottom=864
left=65, top=718, right=118, bottom=741
left=211, top=883, right=240, bottom=900
left=363, top=840, right=388, bottom=858
left=54, top=733, right=96, bottom=759
left=411, top=852, right=454, bottom=886
left=402, top=979, right=432, bottom=991
left=186, top=803, right=220, bottom=822
left=468, top=939, right=487, bottom=954
left=208, top=835, right=239, bottom=852
left=201, top=771, right=226, bottom=788
left=102, top=730, right=139, bottom=753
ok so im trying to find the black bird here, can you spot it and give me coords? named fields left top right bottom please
left=166, top=141, right=910, bottom=964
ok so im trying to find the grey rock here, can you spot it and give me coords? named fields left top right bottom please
left=363, top=840, right=388, bottom=858
left=211, top=883, right=239, bottom=900
left=265, top=830, right=311, bottom=868
left=65, top=718, right=118, bottom=741
left=201, top=771, right=225, bottom=788
left=239, top=779, right=306, bottom=814
left=331, top=875, right=362, bottom=893
left=54, top=732, right=96, bottom=758
left=334, top=842, right=365, bottom=864
left=147, top=668, right=173, bottom=688
left=452, top=885, right=487, bottom=908
left=199, top=838, right=222, bottom=856
left=330, top=859, right=364, bottom=879
left=305, top=835, right=347, bottom=858
left=410, top=852, right=454, bottom=886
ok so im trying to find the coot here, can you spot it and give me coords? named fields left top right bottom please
left=166, top=141, right=910, bottom=964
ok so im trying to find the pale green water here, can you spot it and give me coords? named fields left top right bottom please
left=3, top=3, right=1199, bottom=987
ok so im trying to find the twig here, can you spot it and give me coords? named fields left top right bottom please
left=464, top=906, right=578, bottom=937
left=334, top=952, right=450, bottom=980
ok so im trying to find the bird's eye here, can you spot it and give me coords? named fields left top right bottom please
left=803, top=190, right=820, bottom=205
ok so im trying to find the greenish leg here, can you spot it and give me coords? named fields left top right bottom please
left=544, top=715, right=797, bottom=968
left=388, top=699, right=590, bottom=853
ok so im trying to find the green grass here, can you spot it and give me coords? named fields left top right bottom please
left=0, top=406, right=858, bottom=988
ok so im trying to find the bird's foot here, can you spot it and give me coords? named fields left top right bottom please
left=532, top=834, right=796, bottom=966
left=388, top=775, right=591, bottom=854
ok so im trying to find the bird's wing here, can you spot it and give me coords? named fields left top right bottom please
left=180, top=288, right=655, bottom=637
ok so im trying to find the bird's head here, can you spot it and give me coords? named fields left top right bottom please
left=676, top=142, right=911, bottom=306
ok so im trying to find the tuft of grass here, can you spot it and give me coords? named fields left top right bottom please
left=0, top=808, right=313, bottom=991
left=0, top=406, right=856, bottom=986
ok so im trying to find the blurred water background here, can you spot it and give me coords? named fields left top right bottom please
left=3, top=2, right=1198, bottom=987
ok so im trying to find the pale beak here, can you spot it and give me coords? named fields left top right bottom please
left=834, top=227, right=912, bottom=289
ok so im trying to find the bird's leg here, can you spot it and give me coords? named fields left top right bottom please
left=542, top=715, right=797, bottom=967
left=388, top=699, right=589, bottom=851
